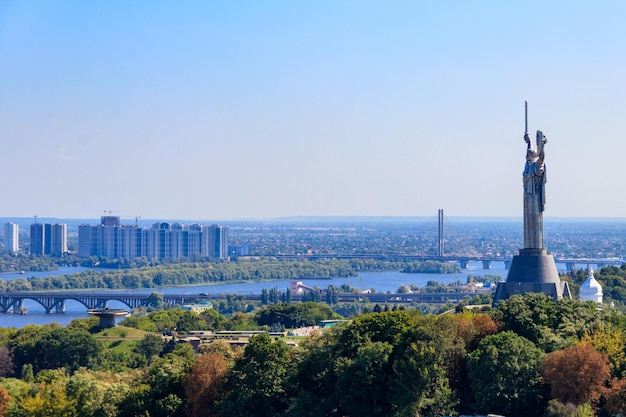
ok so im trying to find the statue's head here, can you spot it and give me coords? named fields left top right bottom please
left=526, top=148, right=537, bottom=161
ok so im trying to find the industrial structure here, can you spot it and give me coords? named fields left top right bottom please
left=438, top=209, right=444, bottom=257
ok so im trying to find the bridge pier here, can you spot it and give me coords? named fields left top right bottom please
left=459, top=259, right=470, bottom=269
left=504, top=260, right=512, bottom=270
left=45, top=299, right=66, bottom=314
left=482, top=260, right=492, bottom=270
left=565, top=263, right=576, bottom=273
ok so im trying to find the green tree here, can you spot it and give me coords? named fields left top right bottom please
left=13, top=379, right=76, bottom=417
left=220, top=333, right=292, bottom=417
left=8, top=325, right=53, bottom=374
left=127, top=345, right=195, bottom=417
left=20, top=363, right=34, bottom=382
left=9, top=326, right=101, bottom=374
left=543, top=400, right=576, bottom=417
left=65, top=370, right=107, bottom=417
left=175, top=311, right=207, bottom=333
left=32, top=327, right=102, bottom=373
left=497, top=293, right=605, bottom=352
left=134, top=334, right=165, bottom=364
left=146, top=292, right=165, bottom=309
left=200, top=308, right=225, bottom=330
left=468, top=331, right=545, bottom=417
left=292, top=311, right=457, bottom=417
left=326, top=285, right=339, bottom=305
left=334, top=340, right=393, bottom=416
left=255, top=302, right=340, bottom=328
left=497, top=293, right=561, bottom=350
left=269, top=288, right=279, bottom=304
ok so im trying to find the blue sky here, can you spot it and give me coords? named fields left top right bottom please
left=1, top=1, right=625, bottom=220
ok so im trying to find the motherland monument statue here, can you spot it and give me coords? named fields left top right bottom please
left=493, top=102, right=571, bottom=305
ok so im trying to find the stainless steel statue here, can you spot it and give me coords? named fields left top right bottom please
left=493, top=102, right=571, bottom=305
left=523, top=130, right=547, bottom=249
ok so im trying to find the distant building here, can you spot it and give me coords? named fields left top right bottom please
left=78, top=217, right=230, bottom=261
left=3, top=223, right=19, bottom=253
left=580, top=267, right=603, bottom=306
left=101, top=216, right=121, bottom=227
left=229, top=244, right=250, bottom=257
left=78, top=224, right=96, bottom=258
left=30, top=223, right=45, bottom=255
left=206, top=224, right=229, bottom=260
left=30, top=223, right=67, bottom=256
left=87, top=308, right=129, bottom=328
left=181, top=301, right=214, bottom=313
left=49, top=223, right=67, bottom=256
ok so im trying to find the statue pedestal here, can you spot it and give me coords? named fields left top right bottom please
left=493, top=248, right=571, bottom=305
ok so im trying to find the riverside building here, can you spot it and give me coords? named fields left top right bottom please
left=29, top=223, right=68, bottom=256
left=78, top=216, right=229, bottom=261
left=3, top=223, right=19, bottom=253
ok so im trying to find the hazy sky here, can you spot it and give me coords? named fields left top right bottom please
left=1, top=1, right=625, bottom=221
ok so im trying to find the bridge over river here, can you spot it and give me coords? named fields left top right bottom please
left=0, top=291, right=472, bottom=314
left=273, top=254, right=624, bottom=271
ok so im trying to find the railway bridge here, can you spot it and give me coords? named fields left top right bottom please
left=0, top=292, right=194, bottom=314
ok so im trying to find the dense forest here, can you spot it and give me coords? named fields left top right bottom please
left=0, top=294, right=625, bottom=416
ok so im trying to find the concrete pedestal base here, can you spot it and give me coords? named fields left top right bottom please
left=493, top=248, right=571, bottom=305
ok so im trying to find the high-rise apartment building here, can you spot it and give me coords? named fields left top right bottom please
left=188, top=224, right=202, bottom=256
left=30, top=223, right=67, bottom=256
left=101, top=216, right=121, bottom=227
left=30, top=223, right=45, bottom=255
left=207, top=224, right=229, bottom=260
left=119, top=226, right=142, bottom=259
left=78, top=224, right=96, bottom=257
left=3, top=223, right=19, bottom=253
left=78, top=217, right=229, bottom=261
left=49, top=223, right=67, bottom=256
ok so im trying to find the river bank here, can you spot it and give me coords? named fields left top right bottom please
left=0, top=261, right=509, bottom=328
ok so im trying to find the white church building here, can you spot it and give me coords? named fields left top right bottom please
left=579, top=267, right=603, bottom=307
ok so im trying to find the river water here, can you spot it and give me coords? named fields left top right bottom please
left=0, top=261, right=568, bottom=328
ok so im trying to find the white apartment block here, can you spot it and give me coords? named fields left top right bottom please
left=3, top=223, right=19, bottom=253
left=78, top=217, right=229, bottom=261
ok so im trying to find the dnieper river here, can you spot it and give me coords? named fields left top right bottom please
left=0, top=260, right=567, bottom=328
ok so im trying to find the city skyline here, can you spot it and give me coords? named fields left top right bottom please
left=78, top=218, right=230, bottom=260
left=2, top=2, right=626, bottom=220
